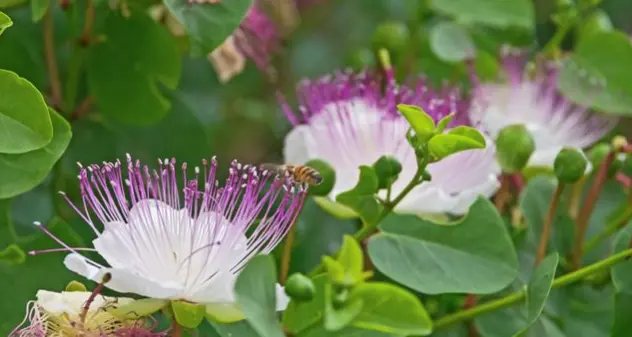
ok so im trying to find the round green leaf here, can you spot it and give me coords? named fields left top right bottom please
left=429, top=21, right=475, bottom=62
left=234, top=254, right=285, bottom=337
left=368, top=197, right=519, bottom=294
left=430, top=0, right=534, bottom=29
left=0, top=69, right=52, bottom=153
left=558, top=31, right=632, bottom=115
left=163, top=0, right=253, bottom=56
left=0, top=11, right=12, bottom=35
left=0, top=108, right=71, bottom=198
left=350, top=282, right=433, bottom=336
left=171, top=300, right=206, bottom=329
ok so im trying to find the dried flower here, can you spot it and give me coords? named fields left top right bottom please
left=280, top=68, right=500, bottom=215
left=31, top=156, right=306, bottom=315
left=468, top=46, right=618, bottom=169
left=10, top=290, right=162, bottom=337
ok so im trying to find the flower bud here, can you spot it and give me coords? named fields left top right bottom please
left=587, top=142, right=610, bottom=168
left=372, top=156, right=402, bottom=189
left=285, top=273, right=316, bottom=302
left=554, top=148, right=587, bottom=184
left=495, top=124, right=535, bottom=173
left=305, top=159, right=336, bottom=196
left=371, top=21, right=410, bottom=59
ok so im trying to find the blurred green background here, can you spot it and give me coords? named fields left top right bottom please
left=1, top=0, right=632, bottom=334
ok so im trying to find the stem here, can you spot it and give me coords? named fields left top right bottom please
left=70, top=96, right=93, bottom=121
left=171, top=320, right=183, bottom=337
left=43, top=7, right=62, bottom=109
left=433, top=248, right=632, bottom=330
left=80, top=0, right=95, bottom=46
left=572, top=152, right=615, bottom=269
left=535, top=183, right=565, bottom=265
left=279, top=224, right=297, bottom=284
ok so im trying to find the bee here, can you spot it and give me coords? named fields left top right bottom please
left=261, top=164, right=323, bottom=186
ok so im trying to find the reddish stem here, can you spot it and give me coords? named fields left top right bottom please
left=536, top=184, right=565, bottom=265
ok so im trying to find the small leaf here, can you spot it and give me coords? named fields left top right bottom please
left=171, top=300, right=206, bottom=329
left=397, top=104, right=435, bottom=143
left=333, top=235, right=367, bottom=287
left=324, top=283, right=364, bottom=331
left=234, top=254, right=285, bottom=337
left=428, top=129, right=485, bottom=161
left=435, top=113, right=454, bottom=133
left=313, top=196, right=359, bottom=219
left=64, top=281, right=88, bottom=292
left=429, top=21, right=476, bottom=62
left=0, top=11, right=12, bottom=35
left=163, top=0, right=253, bottom=55
left=350, top=282, right=432, bottom=335
left=0, top=244, right=25, bottom=265
left=448, top=126, right=486, bottom=146
left=513, top=253, right=559, bottom=337
left=430, top=0, right=534, bottom=29
left=336, top=166, right=383, bottom=226
left=30, top=0, right=48, bottom=22
left=0, top=108, right=71, bottom=198
left=372, top=156, right=402, bottom=190
left=0, top=69, right=53, bottom=153
left=110, top=298, right=168, bottom=319
left=368, top=197, right=518, bottom=294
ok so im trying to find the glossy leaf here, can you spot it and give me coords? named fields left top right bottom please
left=0, top=108, right=71, bottom=198
left=87, top=11, right=181, bottom=125
left=324, top=283, right=364, bottom=331
left=558, top=31, right=632, bottom=115
left=172, top=300, right=206, bottom=329
left=430, top=0, right=534, bottom=29
left=234, top=254, right=285, bottom=337
left=397, top=104, right=435, bottom=142
left=0, top=69, right=52, bottom=153
left=513, top=253, right=559, bottom=337
left=368, top=197, right=518, bottom=294
left=336, top=235, right=364, bottom=284
left=428, top=128, right=486, bottom=161
left=429, top=21, right=476, bottom=62
left=0, top=11, right=11, bottom=35
left=611, top=224, right=632, bottom=293
left=163, top=0, right=253, bottom=55
left=336, top=166, right=383, bottom=226
left=350, top=282, right=432, bottom=335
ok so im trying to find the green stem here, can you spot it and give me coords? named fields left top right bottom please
left=542, top=23, right=572, bottom=56
left=433, top=248, right=632, bottom=330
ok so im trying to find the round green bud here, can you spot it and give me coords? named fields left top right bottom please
left=372, top=155, right=402, bottom=189
left=285, top=273, right=316, bottom=302
left=495, top=124, right=535, bottom=173
left=346, top=48, right=376, bottom=70
left=371, top=21, right=410, bottom=58
left=587, top=142, right=610, bottom=168
left=305, top=159, right=336, bottom=197
left=554, top=148, right=588, bottom=184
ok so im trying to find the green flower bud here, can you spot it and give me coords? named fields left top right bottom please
left=372, top=156, right=402, bottom=189
left=587, top=142, right=610, bottom=168
left=285, top=273, right=315, bottom=302
left=495, top=124, right=535, bottom=173
left=65, top=280, right=88, bottom=292
left=554, top=148, right=587, bottom=184
left=305, top=159, right=336, bottom=197
left=371, top=21, right=410, bottom=59
left=346, top=48, right=376, bottom=70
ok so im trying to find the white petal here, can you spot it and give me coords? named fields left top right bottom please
left=64, top=254, right=182, bottom=299
left=283, top=125, right=315, bottom=165
left=275, top=283, right=290, bottom=311
left=187, top=271, right=237, bottom=303
left=36, top=290, right=134, bottom=316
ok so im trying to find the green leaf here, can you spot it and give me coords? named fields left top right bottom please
left=397, top=104, right=435, bottom=143
left=0, top=11, right=11, bottom=35
left=430, top=0, right=534, bottom=29
left=0, top=243, right=25, bottom=265
left=611, top=224, right=632, bottom=293
left=313, top=196, right=359, bottom=220
left=0, top=69, right=52, bottom=153
left=171, top=300, right=206, bottom=329
left=87, top=11, right=181, bottom=125
left=427, top=127, right=486, bottom=161
left=336, top=166, right=383, bottom=226
left=612, top=292, right=632, bottom=337
left=0, top=108, right=71, bottom=198
left=513, top=253, right=558, bottom=337
left=163, top=0, right=253, bottom=55
left=30, top=0, right=48, bottom=22
left=283, top=275, right=327, bottom=334
left=429, top=21, right=475, bottom=62
left=110, top=298, right=168, bottom=319
left=372, top=156, right=402, bottom=190
left=558, top=31, right=632, bottom=115
left=336, top=236, right=364, bottom=283
left=350, top=282, right=432, bottom=335
left=435, top=113, right=454, bottom=133
left=206, top=303, right=246, bottom=323
left=324, top=283, right=364, bottom=331
left=234, top=254, right=285, bottom=337
left=368, top=197, right=518, bottom=294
